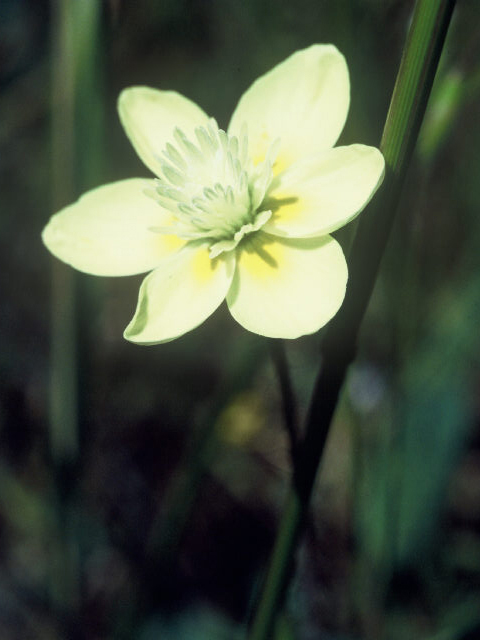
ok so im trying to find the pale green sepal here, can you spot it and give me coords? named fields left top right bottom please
left=124, top=243, right=235, bottom=345
left=118, top=87, right=209, bottom=177
left=42, top=179, right=181, bottom=276
left=263, top=145, right=385, bottom=238
left=226, top=232, right=348, bottom=339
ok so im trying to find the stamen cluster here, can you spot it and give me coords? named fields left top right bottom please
left=147, top=119, right=278, bottom=257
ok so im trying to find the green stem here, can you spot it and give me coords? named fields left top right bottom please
left=269, top=340, right=298, bottom=461
left=49, top=0, right=103, bottom=622
left=248, top=1, right=456, bottom=638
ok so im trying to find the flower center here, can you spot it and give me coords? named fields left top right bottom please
left=148, top=119, right=278, bottom=258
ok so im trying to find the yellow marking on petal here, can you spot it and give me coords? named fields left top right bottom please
left=268, top=192, right=303, bottom=224
left=251, top=127, right=289, bottom=176
left=251, top=128, right=270, bottom=166
left=252, top=150, right=266, bottom=166
left=253, top=153, right=290, bottom=176
left=163, top=234, right=186, bottom=252
left=192, top=247, right=217, bottom=283
left=272, top=154, right=290, bottom=176
left=236, top=236, right=284, bottom=281
left=252, top=148, right=289, bottom=176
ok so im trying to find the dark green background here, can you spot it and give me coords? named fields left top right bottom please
left=1, top=1, right=480, bottom=638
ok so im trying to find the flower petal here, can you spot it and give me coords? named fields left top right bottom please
left=124, top=244, right=235, bottom=344
left=263, top=145, right=385, bottom=238
left=42, top=179, right=184, bottom=276
left=227, top=232, right=347, bottom=339
left=228, top=45, right=349, bottom=172
left=118, top=87, right=209, bottom=176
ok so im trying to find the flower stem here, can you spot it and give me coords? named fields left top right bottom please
left=248, top=1, right=456, bottom=638
left=269, top=340, right=299, bottom=462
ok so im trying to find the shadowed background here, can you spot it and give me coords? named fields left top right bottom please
left=1, top=1, right=480, bottom=638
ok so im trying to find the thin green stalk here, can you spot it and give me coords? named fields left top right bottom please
left=50, top=0, right=77, bottom=473
left=248, top=2, right=456, bottom=638
left=49, top=0, right=103, bottom=621
left=49, top=0, right=80, bottom=617
left=269, top=340, right=298, bottom=462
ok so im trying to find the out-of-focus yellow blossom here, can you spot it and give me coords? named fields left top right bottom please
left=42, top=45, right=384, bottom=344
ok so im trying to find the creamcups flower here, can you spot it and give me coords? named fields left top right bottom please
left=42, top=45, right=384, bottom=344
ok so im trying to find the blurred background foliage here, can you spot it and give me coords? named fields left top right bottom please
left=1, top=0, right=480, bottom=638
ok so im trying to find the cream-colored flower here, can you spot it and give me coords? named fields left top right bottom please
left=42, top=45, right=384, bottom=344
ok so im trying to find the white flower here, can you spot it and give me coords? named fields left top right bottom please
left=42, top=45, right=384, bottom=344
